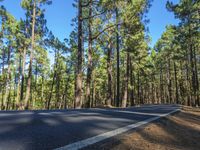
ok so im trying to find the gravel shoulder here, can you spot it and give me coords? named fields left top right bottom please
left=83, top=108, right=200, bottom=150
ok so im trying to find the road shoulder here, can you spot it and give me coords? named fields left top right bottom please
left=83, top=109, right=200, bottom=150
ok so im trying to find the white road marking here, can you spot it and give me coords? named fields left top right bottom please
left=94, top=108, right=171, bottom=116
left=54, top=109, right=180, bottom=150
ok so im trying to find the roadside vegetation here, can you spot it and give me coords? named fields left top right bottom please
left=84, top=107, right=200, bottom=150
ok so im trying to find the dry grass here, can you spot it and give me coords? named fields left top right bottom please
left=83, top=109, right=200, bottom=150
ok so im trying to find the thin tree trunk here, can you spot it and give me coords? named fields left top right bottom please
left=190, top=43, right=196, bottom=106
left=116, top=7, right=120, bottom=107
left=194, top=46, right=199, bottom=106
left=20, top=47, right=27, bottom=108
left=130, top=57, right=135, bottom=106
left=16, top=52, right=22, bottom=109
left=47, top=52, right=58, bottom=110
left=24, top=0, right=36, bottom=109
left=3, top=46, right=11, bottom=110
left=106, top=43, right=113, bottom=106
left=122, top=52, right=130, bottom=107
left=160, top=63, right=163, bottom=104
left=55, top=66, right=60, bottom=109
left=47, top=71, right=56, bottom=109
left=93, top=80, right=96, bottom=107
left=174, top=62, right=179, bottom=104
left=186, top=47, right=191, bottom=106
left=32, top=62, right=38, bottom=109
left=41, top=76, right=44, bottom=106
left=168, top=59, right=172, bottom=104
left=137, top=69, right=140, bottom=105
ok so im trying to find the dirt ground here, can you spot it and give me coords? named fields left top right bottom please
left=84, top=107, right=200, bottom=150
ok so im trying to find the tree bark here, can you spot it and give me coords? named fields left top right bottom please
left=167, top=59, right=172, bottom=104
left=174, top=62, right=179, bottom=104
left=24, top=0, right=36, bottom=110
left=86, top=0, right=93, bottom=108
left=47, top=50, right=58, bottom=110
left=122, top=52, right=130, bottom=107
left=20, top=46, right=27, bottom=108
left=130, top=57, right=135, bottom=106
left=75, top=0, right=83, bottom=109
left=160, top=63, right=163, bottom=104
left=2, top=46, right=11, bottom=110
left=116, top=7, right=120, bottom=107
left=194, top=46, right=199, bottom=106
left=106, top=43, right=113, bottom=106
left=16, top=51, right=22, bottom=109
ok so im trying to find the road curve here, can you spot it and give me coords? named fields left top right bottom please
left=0, top=105, right=180, bottom=150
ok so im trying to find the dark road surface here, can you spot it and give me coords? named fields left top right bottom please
left=0, top=105, right=180, bottom=150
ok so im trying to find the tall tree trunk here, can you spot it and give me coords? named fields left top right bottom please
left=160, top=63, right=163, bottom=104
left=41, top=76, right=44, bottom=107
left=91, top=76, right=95, bottom=108
left=24, top=0, right=36, bottom=110
left=86, top=0, right=93, bottom=108
left=174, top=62, right=179, bottom=104
left=16, top=52, right=22, bottom=109
left=47, top=71, right=56, bottom=110
left=47, top=51, right=58, bottom=110
left=130, top=57, right=135, bottom=106
left=186, top=47, right=191, bottom=106
left=194, top=46, right=199, bottom=106
left=20, top=47, right=27, bottom=108
left=55, top=66, right=60, bottom=109
left=93, top=79, right=96, bottom=107
left=167, top=59, right=172, bottom=104
left=75, top=0, right=83, bottom=109
left=106, top=43, right=113, bottom=106
left=0, top=19, right=5, bottom=110
left=64, top=77, right=70, bottom=109
left=116, top=7, right=120, bottom=107
left=2, top=46, right=11, bottom=110
left=122, top=52, right=130, bottom=107
left=190, top=43, right=196, bottom=106
left=32, top=62, right=38, bottom=109
left=137, top=57, right=141, bottom=105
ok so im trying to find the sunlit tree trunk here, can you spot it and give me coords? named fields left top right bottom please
left=130, top=57, right=135, bottom=106
left=24, top=0, right=36, bottom=109
left=75, top=0, right=83, bottom=109
left=20, top=46, right=27, bottom=108
left=122, top=52, right=130, bottom=107
left=16, top=51, right=22, bottom=109
left=3, top=46, right=11, bottom=110
left=86, top=0, right=93, bottom=108
left=106, top=43, right=113, bottom=106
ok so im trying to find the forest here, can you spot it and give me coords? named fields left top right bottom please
left=0, top=0, right=199, bottom=110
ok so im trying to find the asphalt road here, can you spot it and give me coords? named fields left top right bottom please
left=0, top=105, right=180, bottom=150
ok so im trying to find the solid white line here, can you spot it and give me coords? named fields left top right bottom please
left=94, top=108, right=171, bottom=117
left=54, top=109, right=180, bottom=150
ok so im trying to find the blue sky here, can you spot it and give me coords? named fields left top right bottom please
left=1, top=0, right=179, bottom=47
left=1, top=0, right=76, bottom=41
left=147, top=0, right=179, bottom=47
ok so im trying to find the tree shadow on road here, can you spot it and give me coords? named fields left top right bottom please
left=0, top=109, right=160, bottom=150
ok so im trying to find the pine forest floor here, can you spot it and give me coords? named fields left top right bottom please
left=83, top=106, right=200, bottom=150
